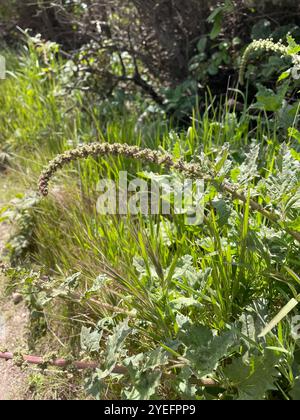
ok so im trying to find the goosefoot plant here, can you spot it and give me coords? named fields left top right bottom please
left=38, top=142, right=300, bottom=243
left=239, top=36, right=300, bottom=85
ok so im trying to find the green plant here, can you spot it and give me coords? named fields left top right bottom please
left=2, top=38, right=300, bottom=400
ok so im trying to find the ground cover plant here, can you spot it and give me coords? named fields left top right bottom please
left=1, top=1, right=300, bottom=401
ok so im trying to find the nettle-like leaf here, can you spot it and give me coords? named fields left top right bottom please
left=123, top=348, right=169, bottom=400
left=239, top=300, right=269, bottom=346
left=254, top=82, right=289, bottom=112
left=80, top=326, right=102, bottom=353
left=106, top=319, right=131, bottom=371
left=178, top=319, right=235, bottom=378
left=146, top=220, right=177, bottom=247
left=171, top=254, right=209, bottom=288
left=175, top=366, right=198, bottom=399
left=237, top=142, right=260, bottom=185
left=262, top=144, right=300, bottom=210
left=85, top=319, right=131, bottom=399
left=224, top=350, right=280, bottom=400
left=133, top=256, right=158, bottom=281
left=84, top=274, right=109, bottom=298
left=212, top=198, right=232, bottom=226
left=123, top=371, right=162, bottom=400
left=61, top=272, right=81, bottom=290
left=84, top=370, right=107, bottom=400
left=169, top=297, right=202, bottom=311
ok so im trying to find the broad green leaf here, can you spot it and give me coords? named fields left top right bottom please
left=236, top=358, right=279, bottom=400
left=170, top=297, right=201, bottom=310
left=255, top=83, right=288, bottom=112
left=225, top=351, right=280, bottom=400
left=171, top=255, right=209, bottom=287
left=179, top=324, right=235, bottom=377
left=123, top=348, right=168, bottom=400
left=124, top=370, right=162, bottom=400
left=106, top=319, right=131, bottom=370
left=84, top=370, right=106, bottom=400
left=80, top=326, right=102, bottom=353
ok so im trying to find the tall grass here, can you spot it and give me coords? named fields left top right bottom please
left=1, top=39, right=300, bottom=399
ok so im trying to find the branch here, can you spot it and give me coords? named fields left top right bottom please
left=0, top=351, right=217, bottom=387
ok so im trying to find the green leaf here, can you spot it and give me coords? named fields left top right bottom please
left=61, top=272, right=81, bottom=289
left=170, top=297, right=201, bottom=310
left=106, top=319, right=131, bottom=370
left=197, top=37, right=207, bottom=53
left=85, top=274, right=109, bottom=297
left=288, top=127, right=300, bottom=143
left=80, top=326, right=102, bottom=353
left=207, top=0, right=233, bottom=23
left=179, top=324, right=235, bottom=377
left=285, top=216, right=300, bottom=232
left=207, top=6, right=224, bottom=23
left=237, top=143, right=260, bottom=185
left=225, top=351, right=280, bottom=400
left=177, top=367, right=197, bottom=399
left=255, top=84, right=288, bottom=112
left=209, top=13, right=223, bottom=40
left=171, top=254, right=209, bottom=287
left=287, top=35, right=300, bottom=55
left=124, top=370, right=162, bottom=400
left=213, top=199, right=232, bottom=226
left=290, top=377, right=300, bottom=400
left=278, top=70, right=291, bottom=82
left=143, top=347, right=169, bottom=370
left=123, top=348, right=168, bottom=400
left=85, top=370, right=106, bottom=400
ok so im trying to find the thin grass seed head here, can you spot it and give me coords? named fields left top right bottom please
left=38, top=142, right=211, bottom=197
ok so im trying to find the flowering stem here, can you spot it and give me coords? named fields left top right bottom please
left=38, top=142, right=300, bottom=243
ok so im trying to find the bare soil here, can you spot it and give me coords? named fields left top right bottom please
left=0, top=222, right=30, bottom=400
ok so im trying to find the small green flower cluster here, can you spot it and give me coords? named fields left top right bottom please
left=239, top=38, right=288, bottom=85
left=38, top=142, right=211, bottom=197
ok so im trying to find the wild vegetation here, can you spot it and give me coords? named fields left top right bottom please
left=1, top=0, right=300, bottom=400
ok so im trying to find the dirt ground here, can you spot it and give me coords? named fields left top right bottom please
left=0, top=222, right=30, bottom=400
